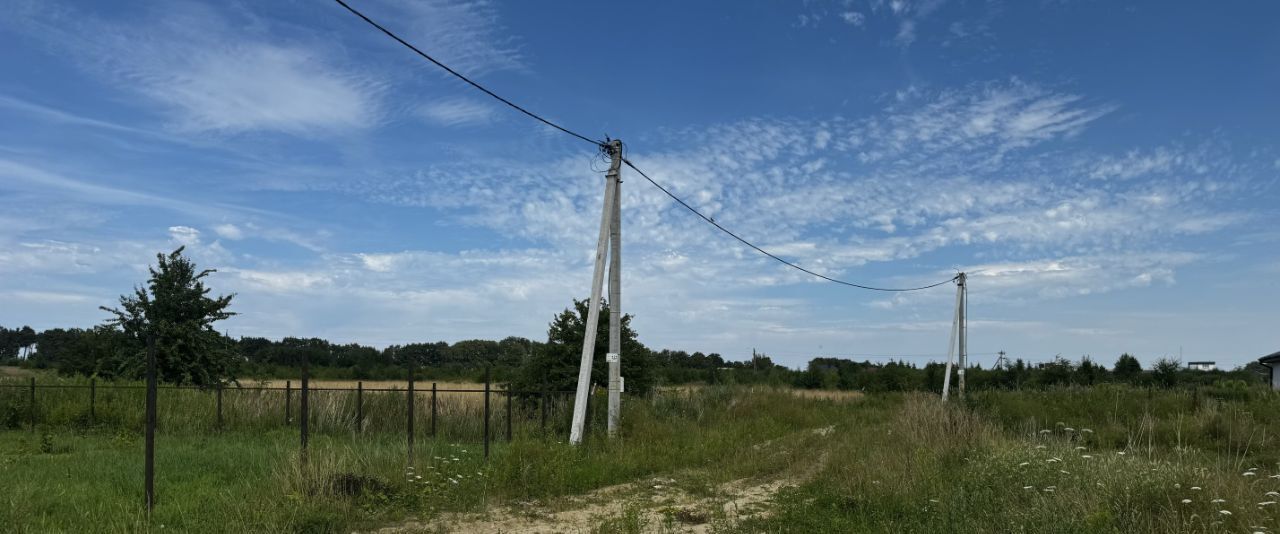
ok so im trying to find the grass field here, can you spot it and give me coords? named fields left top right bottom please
left=3, top=382, right=1280, bottom=532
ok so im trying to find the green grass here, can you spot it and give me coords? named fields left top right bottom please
left=733, top=391, right=1280, bottom=533
left=5, top=383, right=1280, bottom=533
left=0, top=386, right=850, bottom=533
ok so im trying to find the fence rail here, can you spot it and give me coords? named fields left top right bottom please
left=0, top=377, right=601, bottom=451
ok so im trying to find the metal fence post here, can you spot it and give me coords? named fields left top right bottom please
left=355, top=381, right=363, bottom=433
left=430, top=382, right=437, bottom=438
left=483, top=368, right=491, bottom=460
left=90, top=378, right=96, bottom=424
left=300, top=355, right=309, bottom=456
left=28, top=377, right=35, bottom=432
left=506, top=390, right=513, bottom=442
left=216, top=383, right=223, bottom=430
left=144, top=334, right=157, bottom=512
left=540, top=390, right=547, bottom=434
left=285, top=380, right=292, bottom=426
left=407, top=363, right=415, bottom=466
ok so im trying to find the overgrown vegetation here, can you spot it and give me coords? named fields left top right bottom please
left=4, top=384, right=1280, bottom=532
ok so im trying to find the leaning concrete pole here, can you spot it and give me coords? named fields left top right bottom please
left=607, top=147, right=623, bottom=438
left=570, top=140, right=623, bottom=445
left=941, top=275, right=962, bottom=401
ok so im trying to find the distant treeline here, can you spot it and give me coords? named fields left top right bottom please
left=1, top=325, right=1266, bottom=392
left=795, top=354, right=1270, bottom=393
left=0, top=324, right=787, bottom=388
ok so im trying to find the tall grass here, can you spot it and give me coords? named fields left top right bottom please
left=0, top=374, right=579, bottom=442
left=0, top=384, right=852, bottom=532
left=6, top=381, right=1280, bottom=533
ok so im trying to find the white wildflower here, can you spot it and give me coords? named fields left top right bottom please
left=1182, top=499, right=1192, bottom=504
left=1220, top=510, right=1232, bottom=516
left=1192, top=487, right=1202, bottom=491
left=1212, top=499, right=1226, bottom=503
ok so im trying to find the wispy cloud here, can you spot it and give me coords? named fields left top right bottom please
left=9, top=2, right=385, bottom=135
left=381, top=0, right=524, bottom=76
left=316, top=80, right=1255, bottom=308
left=416, top=97, right=497, bottom=126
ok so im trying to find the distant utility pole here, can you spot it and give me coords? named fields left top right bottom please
left=996, top=350, right=1007, bottom=370
left=942, top=272, right=967, bottom=401
left=570, top=140, right=624, bottom=445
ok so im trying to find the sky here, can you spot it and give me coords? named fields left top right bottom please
left=1, top=0, right=1277, bottom=369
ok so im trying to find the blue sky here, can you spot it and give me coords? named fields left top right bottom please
left=1, top=0, right=1277, bottom=369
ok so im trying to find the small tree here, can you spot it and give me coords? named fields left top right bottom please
left=1113, top=353, right=1143, bottom=383
left=511, top=299, right=653, bottom=395
left=101, top=247, right=236, bottom=386
left=1151, top=357, right=1181, bottom=388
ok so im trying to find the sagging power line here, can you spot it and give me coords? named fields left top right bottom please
left=331, top=0, right=959, bottom=294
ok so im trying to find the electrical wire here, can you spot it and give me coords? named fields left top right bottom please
left=333, top=0, right=605, bottom=148
left=623, top=158, right=959, bottom=292
left=334, top=0, right=959, bottom=293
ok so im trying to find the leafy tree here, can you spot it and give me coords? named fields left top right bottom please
left=1114, top=353, right=1143, bottom=382
left=101, top=247, right=236, bottom=386
left=1151, top=357, right=1181, bottom=388
left=1075, top=356, right=1107, bottom=385
left=512, top=299, right=653, bottom=395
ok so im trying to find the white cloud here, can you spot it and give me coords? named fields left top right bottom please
left=416, top=98, right=497, bottom=126
left=388, top=0, right=524, bottom=76
left=10, top=2, right=384, bottom=135
left=168, top=226, right=201, bottom=246
left=213, top=224, right=244, bottom=240
left=318, top=80, right=1254, bottom=314
left=895, top=20, right=917, bottom=46
left=840, top=11, right=866, bottom=26
left=6, top=290, right=94, bottom=304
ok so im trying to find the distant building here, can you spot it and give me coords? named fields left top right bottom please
left=1259, top=352, right=1280, bottom=390
left=1186, top=361, right=1217, bottom=372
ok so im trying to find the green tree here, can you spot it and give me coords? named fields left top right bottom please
left=1151, top=357, right=1181, bottom=388
left=1114, top=353, right=1143, bottom=382
left=512, top=299, right=653, bottom=395
left=101, top=247, right=236, bottom=386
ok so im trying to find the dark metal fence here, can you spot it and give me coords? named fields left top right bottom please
left=0, top=367, right=614, bottom=513
left=0, top=377, right=582, bottom=446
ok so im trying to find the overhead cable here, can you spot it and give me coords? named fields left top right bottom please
left=333, top=0, right=958, bottom=292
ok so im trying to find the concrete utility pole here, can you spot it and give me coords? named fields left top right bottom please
left=957, top=272, right=967, bottom=399
left=942, top=275, right=961, bottom=401
left=607, top=144, right=623, bottom=438
left=942, top=273, right=968, bottom=401
left=570, top=140, right=623, bottom=445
